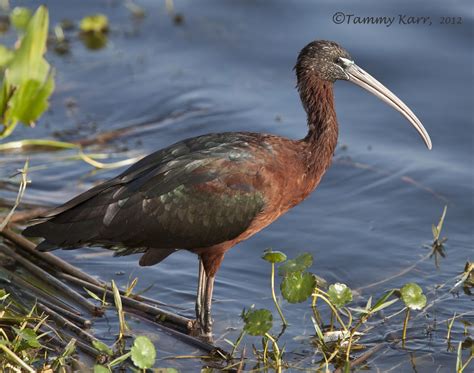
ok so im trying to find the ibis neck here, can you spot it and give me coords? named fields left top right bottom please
left=298, top=76, right=339, bottom=171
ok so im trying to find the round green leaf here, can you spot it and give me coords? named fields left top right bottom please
left=80, top=14, right=109, bottom=33
left=278, top=253, right=313, bottom=276
left=242, top=309, right=273, bottom=336
left=327, top=283, right=353, bottom=308
left=130, top=336, right=156, bottom=369
left=262, top=249, right=287, bottom=263
left=280, top=272, right=316, bottom=303
left=401, top=283, right=427, bottom=310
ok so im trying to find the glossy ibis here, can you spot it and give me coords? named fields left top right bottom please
left=23, top=40, right=431, bottom=336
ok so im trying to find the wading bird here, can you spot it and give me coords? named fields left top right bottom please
left=24, top=40, right=431, bottom=336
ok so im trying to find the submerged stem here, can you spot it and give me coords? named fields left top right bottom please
left=402, top=308, right=410, bottom=346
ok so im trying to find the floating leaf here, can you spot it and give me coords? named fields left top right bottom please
left=92, top=340, right=113, bottom=356
left=281, top=272, right=316, bottom=303
left=327, top=283, right=353, bottom=308
left=80, top=14, right=109, bottom=33
left=278, top=253, right=313, bottom=276
left=262, top=249, right=287, bottom=263
left=401, top=283, right=427, bottom=310
left=10, top=7, right=32, bottom=30
left=242, top=309, right=273, bottom=336
left=130, top=336, right=156, bottom=369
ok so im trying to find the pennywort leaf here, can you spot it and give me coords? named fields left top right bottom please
left=327, top=283, right=353, bottom=308
left=130, top=336, right=156, bottom=369
left=281, top=272, right=316, bottom=303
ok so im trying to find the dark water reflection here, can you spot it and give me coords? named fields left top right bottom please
left=1, top=0, right=472, bottom=371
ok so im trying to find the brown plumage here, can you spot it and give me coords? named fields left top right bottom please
left=23, top=40, right=431, bottom=336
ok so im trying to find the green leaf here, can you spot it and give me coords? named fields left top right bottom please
left=111, top=280, right=128, bottom=339
left=7, top=6, right=50, bottom=85
left=435, top=206, right=447, bottom=240
left=93, top=365, right=110, bottom=373
left=92, top=340, right=113, bottom=356
left=130, top=336, right=156, bottom=369
left=327, top=283, right=353, bottom=308
left=13, top=327, right=41, bottom=348
left=262, top=249, right=287, bottom=263
left=0, top=289, right=9, bottom=301
left=0, top=5, right=54, bottom=138
left=280, top=272, right=316, bottom=303
left=0, top=45, right=14, bottom=68
left=278, top=253, right=313, bottom=276
left=10, top=7, right=32, bottom=30
left=400, top=283, right=427, bottom=310
left=80, top=14, right=109, bottom=33
left=242, top=309, right=273, bottom=336
left=61, top=338, right=76, bottom=357
left=108, top=352, right=131, bottom=367
left=84, top=287, right=103, bottom=302
left=370, top=290, right=397, bottom=313
left=371, top=298, right=399, bottom=313
left=5, top=72, right=55, bottom=126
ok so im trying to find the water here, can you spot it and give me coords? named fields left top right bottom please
left=1, top=0, right=472, bottom=371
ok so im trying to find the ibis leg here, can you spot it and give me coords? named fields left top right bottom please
left=193, top=250, right=225, bottom=336
left=196, top=258, right=206, bottom=325
left=202, top=274, right=215, bottom=335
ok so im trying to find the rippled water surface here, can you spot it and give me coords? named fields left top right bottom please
left=1, top=0, right=473, bottom=371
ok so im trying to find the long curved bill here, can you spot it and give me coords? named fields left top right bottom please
left=343, top=61, right=432, bottom=150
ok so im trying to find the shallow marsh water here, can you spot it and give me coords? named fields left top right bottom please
left=0, top=0, right=473, bottom=371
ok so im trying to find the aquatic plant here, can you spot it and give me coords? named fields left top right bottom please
left=227, top=249, right=443, bottom=372
left=0, top=6, right=55, bottom=139
left=426, top=205, right=448, bottom=267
